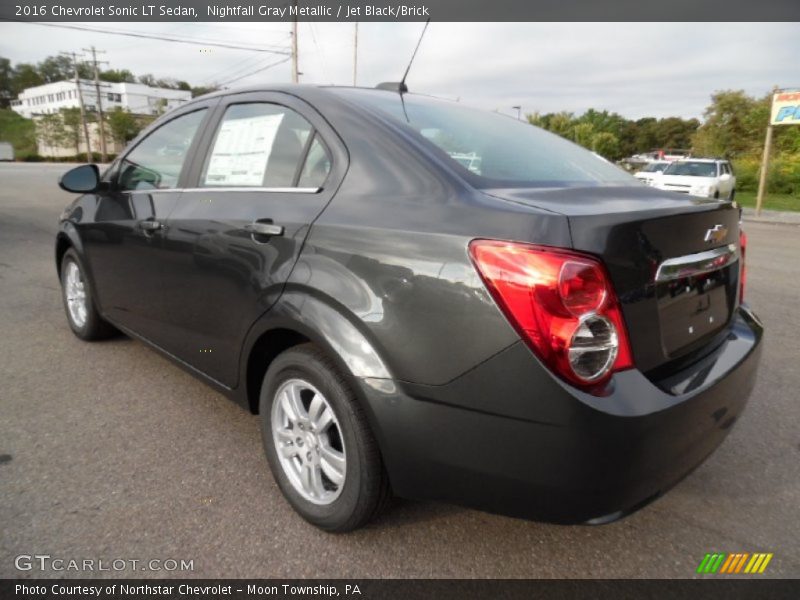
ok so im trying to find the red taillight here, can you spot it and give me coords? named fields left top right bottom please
left=558, top=261, right=607, bottom=315
left=469, top=240, right=633, bottom=393
left=739, top=228, right=747, bottom=304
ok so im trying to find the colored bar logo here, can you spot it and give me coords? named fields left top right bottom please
left=697, top=552, right=773, bottom=574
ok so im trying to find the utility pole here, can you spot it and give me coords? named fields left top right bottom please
left=83, top=45, right=108, bottom=162
left=755, top=123, right=773, bottom=216
left=62, top=51, right=91, bottom=162
left=756, top=86, right=786, bottom=216
left=353, top=22, right=358, bottom=86
left=291, top=1, right=299, bottom=83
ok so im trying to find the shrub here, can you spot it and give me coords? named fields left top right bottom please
left=733, top=155, right=800, bottom=196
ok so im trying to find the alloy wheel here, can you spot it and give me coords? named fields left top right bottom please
left=64, top=260, right=88, bottom=328
left=271, top=378, right=346, bottom=505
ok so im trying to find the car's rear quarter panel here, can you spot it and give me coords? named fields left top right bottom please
left=291, top=92, right=572, bottom=385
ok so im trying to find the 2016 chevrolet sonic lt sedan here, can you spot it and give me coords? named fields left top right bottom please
left=55, top=84, right=763, bottom=531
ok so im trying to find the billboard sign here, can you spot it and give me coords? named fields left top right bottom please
left=771, top=91, right=800, bottom=125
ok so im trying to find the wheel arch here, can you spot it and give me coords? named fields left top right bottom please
left=55, top=223, right=86, bottom=280
left=239, top=290, right=393, bottom=418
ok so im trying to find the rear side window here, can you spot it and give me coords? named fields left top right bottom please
left=202, top=103, right=315, bottom=188
left=297, top=134, right=331, bottom=188
left=332, top=89, right=634, bottom=188
left=118, top=109, right=207, bottom=191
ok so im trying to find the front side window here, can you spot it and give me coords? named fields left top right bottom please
left=202, top=103, right=315, bottom=188
left=117, top=109, right=207, bottom=191
left=332, top=89, right=634, bottom=188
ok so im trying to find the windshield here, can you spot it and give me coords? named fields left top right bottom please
left=643, top=162, right=668, bottom=172
left=664, top=161, right=718, bottom=177
left=332, top=89, right=635, bottom=188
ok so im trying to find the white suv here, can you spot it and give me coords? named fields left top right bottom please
left=653, top=159, right=736, bottom=200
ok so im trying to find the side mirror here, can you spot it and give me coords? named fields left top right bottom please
left=720, top=173, right=732, bottom=181
left=59, top=164, right=100, bottom=193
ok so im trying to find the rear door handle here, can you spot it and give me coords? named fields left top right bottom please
left=139, top=220, right=162, bottom=232
left=244, top=222, right=284, bottom=237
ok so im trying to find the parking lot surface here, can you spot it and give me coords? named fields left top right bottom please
left=1, top=162, right=798, bottom=578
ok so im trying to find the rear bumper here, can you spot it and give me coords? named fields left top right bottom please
left=360, top=306, right=763, bottom=523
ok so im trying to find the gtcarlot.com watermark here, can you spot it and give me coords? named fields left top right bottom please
left=14, top=554, right=194, bottom=572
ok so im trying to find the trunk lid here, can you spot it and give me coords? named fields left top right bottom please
left=485, top=185, right=742, bottom=374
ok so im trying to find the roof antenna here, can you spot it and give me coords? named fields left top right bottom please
left=376, top=19, right=430, bottom=95
left=400, top=18, right=430, bottom=93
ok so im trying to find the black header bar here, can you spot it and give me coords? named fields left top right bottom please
left=2, top=0, right=800, bottom=22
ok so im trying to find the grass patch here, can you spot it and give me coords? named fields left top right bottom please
left=0, top=108, right=36, bottom=159
left=736, top=191, right=800, bottom=212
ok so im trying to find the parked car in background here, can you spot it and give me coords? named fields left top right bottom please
left=54, top=85, right=761, bottom=531
left=654, top=158, right=736, bottom=199
left=0, top=141, right=14, bottom=161
left=634, top=161, right=670, bottom=185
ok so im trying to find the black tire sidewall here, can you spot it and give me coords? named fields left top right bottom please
left=259, top=348, right=371, bottom=530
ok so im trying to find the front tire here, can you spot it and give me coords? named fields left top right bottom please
left=259, top=344, right=390, bottom=532
left=59, top=249, right=116, bottom=340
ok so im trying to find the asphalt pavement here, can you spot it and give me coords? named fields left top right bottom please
left=1, top=162, right=798, bottom=579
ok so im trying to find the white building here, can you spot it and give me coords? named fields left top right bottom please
left=10, top=79, right=191, bottom=119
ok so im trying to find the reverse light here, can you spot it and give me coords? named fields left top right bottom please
left=469, top=240, right=633, bottom=393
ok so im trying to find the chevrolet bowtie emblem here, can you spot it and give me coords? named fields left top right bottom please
left=704, top=224, right=728, bottom=244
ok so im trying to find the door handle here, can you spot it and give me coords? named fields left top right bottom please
left=244, top=222, right=284, bottom=237
left=139, top=220, right=162, bottom=232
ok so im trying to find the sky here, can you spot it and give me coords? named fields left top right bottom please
left=1, top=21, right=798, bottom=120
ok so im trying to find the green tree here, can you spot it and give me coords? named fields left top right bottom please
left=100, top=68, right=136, bottom=83
left=107, top=107, right=141, bottom=145
left=36, top=113, right=66, bottom=157
left=655, top=117, right=699, bottom=150
left=191, top=85, right=219, bottom=98
left=138, top=73, right=157, bottom=87
left=11, top=63, right=44, bottom=95
left=60, top=107, right=83, bottom=156
left=633, top=118, right=659, bottom=152
left=38, top=55, right=76, bottom=83
left=571, top=122, right=595, bottom=148
left=0, top=108, right=36, bottom=158
left=692, top=90, right=761, bottom=158
left=591, top=132, right=621, bottom=159
left=0, top=57, right=13, bottom=108
left=528, top=111, right=574, bottom=137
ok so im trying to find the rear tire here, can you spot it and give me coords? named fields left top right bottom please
left=59, top=249, right=116, bottom=341
left=259, top=344, right=390, bottom=532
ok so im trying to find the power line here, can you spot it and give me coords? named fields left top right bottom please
left=218, top=57, right=292, bottom=87
left=307, top=22, right=329, bottom=82
left=10, top=21, right=291, bottom=55
left=202, top=53, right=274, bottom=87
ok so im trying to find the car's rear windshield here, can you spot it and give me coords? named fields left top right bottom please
left=331, top=89, right=635, bottom=189
left=664, top=161, right=718, bottom=177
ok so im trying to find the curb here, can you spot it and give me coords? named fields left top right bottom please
left=741, top=207, right=800, bottom=225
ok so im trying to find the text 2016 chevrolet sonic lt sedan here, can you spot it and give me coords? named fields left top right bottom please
left=55, top=84, right=763, bottom=531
